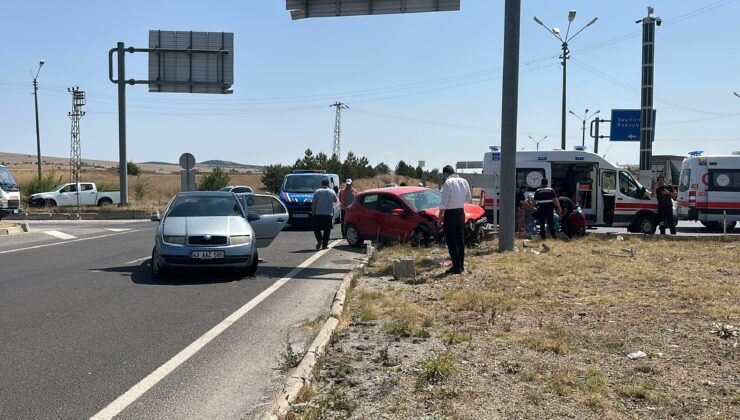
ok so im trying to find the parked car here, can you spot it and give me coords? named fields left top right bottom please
left=27, top=182, right=120, bottom=207
left=219, top=185, right=254, bottom=194
left=0, top=164, right=21, bottom=220
left=150, top=191, right=287, bottom=278
left=278, top=170, right=341, bottom=225
left=343, top=186, right=487, bottom=247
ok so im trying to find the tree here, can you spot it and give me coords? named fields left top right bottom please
left=127, top=162, right=141, bottom=176
left=261, top=164, right=293, bottom=193
left=374, top=162, right=390, bottom=175
left=294, top=149, right=317, bottom=170
left=395, top=160, right=410, bottom=177
left=198, top=166, right=230, bottom=191
left=342, top=151, right=360, bottom=181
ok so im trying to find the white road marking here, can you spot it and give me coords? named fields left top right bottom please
left=90, top=239, right=343, bottom=420
left=106, top=228, right=131, bottom=232
left=43, top=230, right=77, bottom=240
left=124, top=256, right=150, bottom=265
left=0, top=230, right=142, bottom=255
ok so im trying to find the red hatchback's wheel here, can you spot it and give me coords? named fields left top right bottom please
left=345, top=224, right=363, bottom=247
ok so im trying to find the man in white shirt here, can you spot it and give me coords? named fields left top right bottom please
left=438, top=165, right=472, bottom=274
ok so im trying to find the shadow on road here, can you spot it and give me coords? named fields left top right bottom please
left=97, top=260, right=355, bottom=285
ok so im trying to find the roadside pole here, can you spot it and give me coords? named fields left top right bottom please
left=638, top=8, right=660, bottom=188
left=116, top=42, right=128, bottom=206
left=499, top=0, right=521, bottom=252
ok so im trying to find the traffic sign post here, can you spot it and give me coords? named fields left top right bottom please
left=180, top=153, right=196, bottom=191
left=609, top=109, right=657, bottom=142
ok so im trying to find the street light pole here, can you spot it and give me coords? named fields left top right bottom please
left=561, top=41, right=568, bottom=150
left=528, top=135, right=548, bottom=151
left=534, top=12, right=598, bottom=151
left=32, top=60, right=45, bottom=180
left=569, top=109, right=600, bottom=147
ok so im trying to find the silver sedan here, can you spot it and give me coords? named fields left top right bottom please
left=150, top=191, right=287, bottom=278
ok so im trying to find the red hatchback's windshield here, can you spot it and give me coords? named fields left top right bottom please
left=400, top=189, right=442, bottom=212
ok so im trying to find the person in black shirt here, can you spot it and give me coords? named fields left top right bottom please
left=652, top=175, right=677, bottom=235
left=533, top=178, right=562, bottom=240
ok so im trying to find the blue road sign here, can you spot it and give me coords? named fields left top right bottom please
left=610, top=109, right=657, bottom=141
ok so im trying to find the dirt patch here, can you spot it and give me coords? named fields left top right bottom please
left=285, top=237, right=739, bottom=419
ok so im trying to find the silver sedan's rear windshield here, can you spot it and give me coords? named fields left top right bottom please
left=167, top=195, right=244, bottom=217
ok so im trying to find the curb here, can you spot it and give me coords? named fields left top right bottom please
left=0, top=226, right=23, bottom=236
left=0, top=223, right=27, bottom=236
left=5, top=211, right=152, bottom=220
left=265, top=256, right=371, bottom=420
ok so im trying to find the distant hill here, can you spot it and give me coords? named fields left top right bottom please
left=197, top=160, right=263, bottom=171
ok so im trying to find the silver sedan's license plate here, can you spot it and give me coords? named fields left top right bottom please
left=190, top=250, right=225, bottom=260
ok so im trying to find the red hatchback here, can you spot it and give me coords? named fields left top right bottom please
left=343, top=186, right=487, bottom=247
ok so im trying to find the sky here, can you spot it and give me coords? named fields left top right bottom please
left=1, top=0, right=739, bottom=171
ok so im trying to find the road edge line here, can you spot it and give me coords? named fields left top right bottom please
left=91, top=239, right=343, bottom=420
left=265, top=246, right=374, bottom=419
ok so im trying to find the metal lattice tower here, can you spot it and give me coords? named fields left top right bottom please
left=68, top=87, right=86, bottom=183
left=330, top=102, right=349, bottom=158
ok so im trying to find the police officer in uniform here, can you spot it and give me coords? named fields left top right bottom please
left=533, top=178, right=562, bottom=240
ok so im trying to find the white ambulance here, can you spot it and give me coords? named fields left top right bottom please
left=481, top=147, right=663, bottom=233
left=676, top=152, right=739, bottom=232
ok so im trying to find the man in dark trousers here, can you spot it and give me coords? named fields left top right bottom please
left=437, top=165, right=471, bottom=275
left=311, top=178, right=339, bottom=250
left=652, top=175, right=677, bottom=235
left=534, top=178, right=562, bottom=240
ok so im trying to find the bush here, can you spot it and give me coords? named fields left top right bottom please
left=127, top=162, right=141, bottom=176
left=261, top=164, right=292, bottom=193
left=21, top=172, right=63, bottom=200
left=198, top=166, right=230, bottom=191
left=133, top=175, right=150, bottom=201
left=96, top=182, right=117, bottom=192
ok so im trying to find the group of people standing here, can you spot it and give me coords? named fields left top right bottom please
left=515, top=178, right=587, bottom=241
left=309, top=177, right=358, bottom=250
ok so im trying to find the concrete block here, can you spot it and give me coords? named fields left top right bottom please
left=393, top=258, right=416, bottom=281
left=80, top=213, right=99, bottom=220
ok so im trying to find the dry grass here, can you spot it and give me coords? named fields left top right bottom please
left=11, top=166, right=265, bottom=203
left=290, top=235, right=740, bottom=419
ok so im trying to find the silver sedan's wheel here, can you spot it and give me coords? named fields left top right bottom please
left=151, top=247, right=165, bottom=278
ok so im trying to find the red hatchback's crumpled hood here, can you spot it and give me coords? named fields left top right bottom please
left=421, top=204, right=485, bottom=222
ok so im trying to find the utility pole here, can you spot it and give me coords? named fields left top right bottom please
left=499, top=0, right=521, bottom=252
left=32, top=60, right=45, bottom=179
left=638, top=7, right=661, bottom=189
left=330, top=102, right=349, bottom=159
left=68, top=87, right=86, bottom=183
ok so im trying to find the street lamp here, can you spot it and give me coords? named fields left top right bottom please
left=569, top=109, right=600, bottom=147
left=534, top=11, right=598, bottom=150
left=528, top=135, right=548, bottom=151
left=734, top=92, right=740, bottom=98
left=32, top=59, right=45, bottom=179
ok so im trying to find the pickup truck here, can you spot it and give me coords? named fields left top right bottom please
left=27, top=182, right=121, bottom=207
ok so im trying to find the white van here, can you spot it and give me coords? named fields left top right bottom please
left=0, top=164, right=21, bottom=220
left=676, top=152, right=739, bottom=232
left=480, top=148, right=663, bottom=233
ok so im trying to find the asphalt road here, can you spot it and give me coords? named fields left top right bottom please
left=0, top=220, right=363, bottom=419
left=590, top=220, right=739, bottom=236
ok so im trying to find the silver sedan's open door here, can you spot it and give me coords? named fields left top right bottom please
left=239, top=194, right=288, bottom=248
